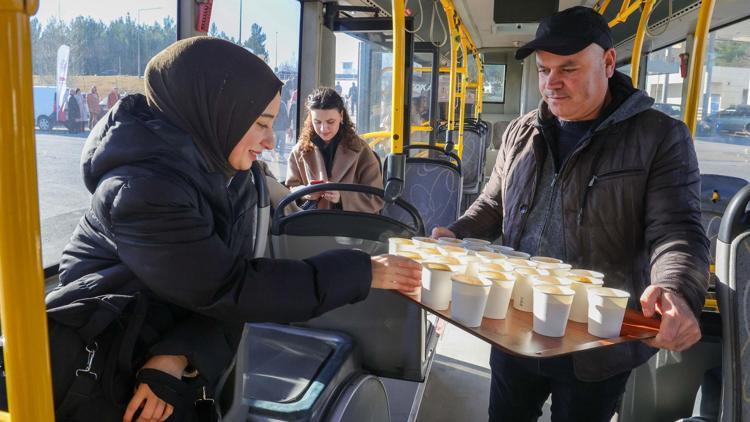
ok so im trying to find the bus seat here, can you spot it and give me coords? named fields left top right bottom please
left=222, top=323, right=389, bottom=421
left=382, top=152, right=462, bottom=235
left=270, top=184, right=438, bottom=382
left=715, top=184, right=750, bottom=421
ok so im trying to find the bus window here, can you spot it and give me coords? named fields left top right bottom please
left=694, top=18, right=750, bottom=181
left=31, top=0, right=177, bottom=267
left=645, top=42, right=686, bottom=118
left=210, top=0, right=301, bottom=181
left=412, top=51, right=434, bottom=144
left=483, top=63, right=507, bottom=104
left=335, top=32, right=393, bottom=159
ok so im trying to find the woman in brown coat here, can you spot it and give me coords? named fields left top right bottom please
left=286, top=87, right=384, bottom=213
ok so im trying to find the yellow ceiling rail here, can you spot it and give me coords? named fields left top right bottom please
left=0, top=0, right=55, bottom=420
left=630, top=0, right=657, bottom=86
left=608, top=0, right=642, bottom=27
left=684, top=0, right=716, bottom=136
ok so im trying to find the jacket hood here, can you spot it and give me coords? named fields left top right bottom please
left=81, top=94, right=215, bottom=194
left=536, top=70, right=654, bottom=131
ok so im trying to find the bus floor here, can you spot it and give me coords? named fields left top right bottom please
left=416, top=323, right=618, bottom=422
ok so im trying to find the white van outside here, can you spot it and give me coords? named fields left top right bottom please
left=33, top=86, right=58, bottom=131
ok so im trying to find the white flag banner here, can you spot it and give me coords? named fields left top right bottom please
left=56, top=45, right=70, bottom=109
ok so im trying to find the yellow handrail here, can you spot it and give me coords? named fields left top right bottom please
left=684, top=0, right=716, bottom=136
left=390, top=0, right=405, bottom=154
left=608, top=0, right=642, bottom=27
left=0, top=0, right=55, bottom=420
left=414, top=66, right=452, bottom=73
left=630, top=0, right=657, bottom=86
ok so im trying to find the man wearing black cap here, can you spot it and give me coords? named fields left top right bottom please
left=432, top=6, right=709, bottom=421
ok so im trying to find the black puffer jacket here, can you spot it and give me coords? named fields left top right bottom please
left=47, top=95, right=372, bottom=392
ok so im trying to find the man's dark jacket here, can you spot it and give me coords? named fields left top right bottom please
left=45, top=95, right=372, bottom=412
left=449, top=72, right=710, bottom=381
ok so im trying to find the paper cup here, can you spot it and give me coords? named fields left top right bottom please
left=504, top=250, right=531, bottom=259
left=388, top=237, right=416, bottom=255
left=569, top=269, right=605, bottom=281
left=531, top=256, right=564, bottom=265
left=533, top=285, right=575, bottom=337
left=415, top=246, right=441, bottom=257
left=567, top=275, right=605, bottom=323
left=451, top=275, right=491, bottom=327
left=438, top=237, right=465, bottom=246
left=456, top=255, right=483, bottom=277
left=462, top=238, right=491, bottom=246
left=476, top=262, right=515, bottom=274
left=421, top=262, right=454, bottom=310
left=475, top=251, right=508, bottom=263
left=485, top=245, right=515, bottom=255
left=437, top=244, right=469, bottom=257
left=534, top=262, right=573, bottom=276
left=512, top=268, right=550, bottom=312
left=506, top=258, right=538, bottom=269
left=395, top=250, right=422, bottom=260
left=461, top=242, right=488, bottom=254
left=480, top=271, right=516, bottom=319
left=587, top=287, right=630, bottom=338
left=412, top=236, right=440, bottom=247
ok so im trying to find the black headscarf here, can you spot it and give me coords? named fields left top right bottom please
left=144, top=36, right=282, bottom=178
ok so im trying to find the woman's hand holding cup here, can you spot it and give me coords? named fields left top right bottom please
left=371, top=255, right=422, bottom=294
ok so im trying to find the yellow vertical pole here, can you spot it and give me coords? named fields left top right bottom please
left=630, top=0, right=656, bottom=87
left=441, top=0, right=458, bottom=153
left=475, top=51, right=484, bottom=117
left=456, top=33, right=467, bottom=159
left=0, top=0, right=55, bottom=420
left=684, top=0, right=716, bottom=136
left=390, top=0, right=405, bottom=154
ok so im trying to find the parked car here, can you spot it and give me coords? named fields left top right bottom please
left=653, top=102, right=682, bottom=118
left=33, top=86, right=58, bottom=131
left=699, top=105, right=750, bottom=134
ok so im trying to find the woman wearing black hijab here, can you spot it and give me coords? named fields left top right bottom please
left=44, top=37, right=421, bottom=421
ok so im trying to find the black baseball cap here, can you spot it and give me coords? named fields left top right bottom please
left=515, top=6, right=614, bottom=60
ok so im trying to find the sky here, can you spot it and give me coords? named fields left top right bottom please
left=33, top=0, right=302, bottom=68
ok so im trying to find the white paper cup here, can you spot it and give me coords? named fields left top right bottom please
left=475, top=251, right=508, bottom=263
left=533, top=285, right=575, bottom=337
left=531, top=256, right=564, bottom=265
left=480, top=271, right=516, bottom=319
left=485, top=245, right=515, bottom=255
left=506, top=258, right=538, bottom=269
left=567, top=275, right=605, bottom=323
left=437, top=244, right=469, bottom=257
left=512, top=268, right=550, bottom=312
left=412, top=236, right=440, bottom=248
left=415, top=246, right=441, bottom=257
left=421, top=262, right=454, bottom=310
left=462, top=238, right=491, bottom=246
left=587, top=287, right=630, bottom=338
left=456, top=255, right=483, bottom=277
left=569, top=269, right=605, bottom=281
left=461, top=242, right=488, bottom=254
left=451, top=275, right=491, bottom=327
left=504, top=250, right=531, bottom=259
left=534, top=262, right=573, bottom=276
left=438, top=237, right=465, bottom=246
left=395, top=250, right=423, bottom=262
left=388, top=237, right=416, bottom=255
left=476, top=262, right=515, bottom=274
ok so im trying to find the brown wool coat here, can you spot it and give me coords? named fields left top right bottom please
left=286, top=136, right=384, bottom=213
